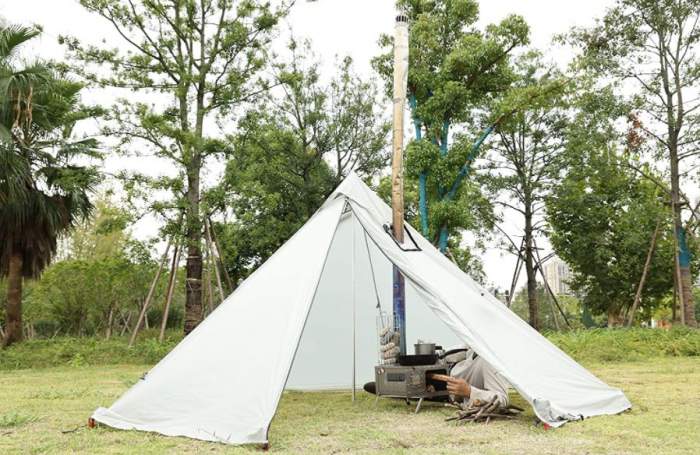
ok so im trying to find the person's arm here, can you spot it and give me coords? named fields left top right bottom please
left=446, top=376, right=508, bottom=408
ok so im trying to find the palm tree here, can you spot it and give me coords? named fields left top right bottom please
left=0, top=24, right=100, bottom=346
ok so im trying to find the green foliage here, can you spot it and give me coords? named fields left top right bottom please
left=61, top=0, right=288, bottom=223
left=510, top=284, right=583, bottom=331
left=482, top=53, right=571, bottom=328
left=1, top=198, right=183, bottom=338
left=0, top=24, right=100, bottom=280
left=2, top=328, right=698, bottom=372
left=211, top=41, right=388, bottom=282
left=546, top=327, right=700, bottom=362
left=0, top=331, right=181, bottom=370
left=547, top=146, right=678, bottom=319
left=374, top=0, right=529, bottom=252
left=566, top=0, right=700, bottom=322
left=63, top=0, right=291, bottom=332
left=375, top=174, right=491, bottom=280
left=0, top=411, right=38, bottom=428
left=405, top=138, right=440, bottom=176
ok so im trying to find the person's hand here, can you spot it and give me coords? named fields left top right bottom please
left=445, top=377, right=471, bottom=398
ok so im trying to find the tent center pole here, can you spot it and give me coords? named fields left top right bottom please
left=351, top=211, right=357, bottom=402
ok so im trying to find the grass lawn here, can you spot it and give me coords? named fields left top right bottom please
left=0, top=357, right=698, bottom=454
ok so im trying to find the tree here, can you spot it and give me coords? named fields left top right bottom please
left=484, top=52, right=568, bottom=330
left=510, top=283, right=582, bottom=331
left=547, top=133, right=680, bottom=325
left=67, top=197, right=131, bottom=261
left=212, top=41, right=389, bottom=282
left=10, top=197, right=182, bottom=339
left=373, top=0, right=529, bottom=252
left=567, top=0, right=700, bottom=325
left=63, top=0, right=289, bottom=334
left=0, top=25, right=99, bottom=346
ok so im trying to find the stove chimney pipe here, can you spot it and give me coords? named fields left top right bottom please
left=391, top=13, right=409, bottom=355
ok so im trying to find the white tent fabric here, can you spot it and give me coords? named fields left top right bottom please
left=93, top=173, right=631, bottom=445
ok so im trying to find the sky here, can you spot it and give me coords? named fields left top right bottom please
left=1, top=0, right=617, bottom=291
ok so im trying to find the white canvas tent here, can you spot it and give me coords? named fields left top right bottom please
left=92, top=173, right=631, bottom=445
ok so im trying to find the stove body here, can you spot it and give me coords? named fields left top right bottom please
left=374, top=363, right=450, bottom=400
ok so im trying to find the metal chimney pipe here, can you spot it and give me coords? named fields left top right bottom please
left=391, top=14, right=409, bottom=355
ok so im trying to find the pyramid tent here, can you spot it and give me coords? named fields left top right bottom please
left=92, top=173, right=631, bottom=445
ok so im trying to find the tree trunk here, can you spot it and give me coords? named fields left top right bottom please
left=607, top=309, right=623, bottom=327
left=524, top=206, right=539, bottom=331
left=3, top=251, right=23, bottom=347
left=680, top=265, right=696, bottom=326
left=184, top=158, right=203, bottom=335
left=670, top=153, right=696, bottom=326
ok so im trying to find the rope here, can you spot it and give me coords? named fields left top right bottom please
left=363, top=229, right=382, bottom=310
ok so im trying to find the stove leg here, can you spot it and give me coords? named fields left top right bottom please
left=415, top=397, right=424, bottom=414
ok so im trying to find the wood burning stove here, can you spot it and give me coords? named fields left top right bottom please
left=374, top=359, right=450, bottom=412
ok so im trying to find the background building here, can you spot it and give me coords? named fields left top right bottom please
left=543, top=257, right=572, bottom=295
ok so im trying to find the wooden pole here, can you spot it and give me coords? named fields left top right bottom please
left=391, top=14, right=409, bottom=355
left=533, top=243, right=571, bottom=329
left=627, top=219, right=661, bottom=327
left=129, top=240, right=172, bottom=347
left=120, top=312, right=132, bottom=336
left=159, top=244, right=181, bottom=342
left=205, top=217, right=226, bottom=304
left=204, top=252, right=215, bottom=315
left=507, top=239, right=525, bottom=308
left=208, top=216, right=234, bottom=293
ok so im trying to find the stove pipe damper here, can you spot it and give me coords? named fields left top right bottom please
left=391, top=14, right=409, bottom=355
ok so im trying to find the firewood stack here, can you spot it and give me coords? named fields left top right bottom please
left=445, top=397, right=523, bottom=424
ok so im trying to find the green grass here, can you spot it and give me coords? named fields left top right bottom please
left=2, top=327, right=698, bottom=371
left=0, top=330, right=180, bottom=370
left=545, top=327, right=700, bottom=362
left=0, top=358, right=698, bottom=454
left=0, top=412, right=39, bottom=429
